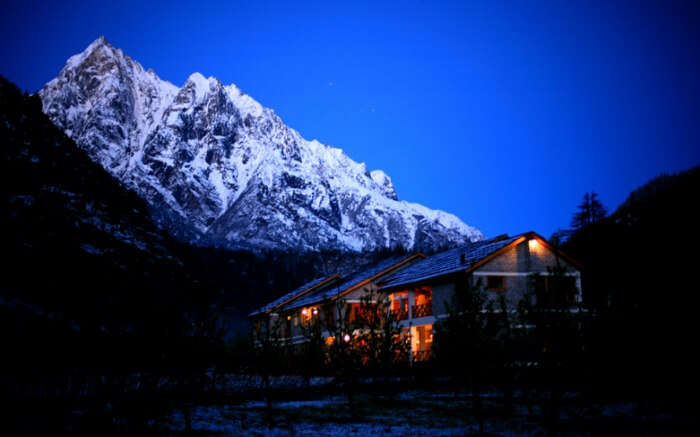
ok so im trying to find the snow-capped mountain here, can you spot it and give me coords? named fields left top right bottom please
left=39, top=37, right=483, bottom=251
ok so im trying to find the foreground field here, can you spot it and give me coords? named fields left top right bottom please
left=155, top=389, right=682, bottom=436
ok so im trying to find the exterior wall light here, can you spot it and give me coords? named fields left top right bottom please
left=312, top=308, right=318, bottom=315
left=301, top=308, right=307, bottom=315
left=343, top=334, right=351, bottom=342
left=528, top=238, right=540, bottom=250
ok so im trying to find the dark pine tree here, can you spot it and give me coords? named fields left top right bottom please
left=570, top=192, right=608, bottom=230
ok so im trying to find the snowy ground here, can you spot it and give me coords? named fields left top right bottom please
left=153, top=389, right=666, bottom=436
left=158, top=393, right=503, bottom=436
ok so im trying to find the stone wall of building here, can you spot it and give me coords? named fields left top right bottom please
left=432, top=282, right=456, bottom=317
left=478, top=240, right=579, bottom=273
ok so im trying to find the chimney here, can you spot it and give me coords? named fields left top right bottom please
left=491, top=234, right=509, bottom=242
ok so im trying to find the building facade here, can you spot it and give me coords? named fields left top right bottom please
left=250, top=231, right=582, bottom=362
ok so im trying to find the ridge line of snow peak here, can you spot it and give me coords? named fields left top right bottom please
left=38, top=37, right=484, bottom=251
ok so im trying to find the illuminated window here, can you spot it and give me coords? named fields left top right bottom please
left=389, top=292, right=409, bottom=320
left=411, top=324, right=433, bottom=361
left=413, top=287, right=433, bottom=317
left=301, top=307, right=318, bottom=323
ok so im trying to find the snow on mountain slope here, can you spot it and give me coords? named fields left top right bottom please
left=39, top=37, right=484, bottom=251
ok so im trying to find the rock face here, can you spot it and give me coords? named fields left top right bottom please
left=39, top=37, right=483, bottom=251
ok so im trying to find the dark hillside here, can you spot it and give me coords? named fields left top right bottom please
left=1, top=75, right=201, bottom=335
left=0, top=76, right=332, bottom=431
left=0, top=70, right=407, bottom=381
left=563, top=165, right=700, bottom=400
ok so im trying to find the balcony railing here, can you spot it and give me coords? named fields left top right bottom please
left=413, top=349, right=432, bottom=362
left=411, top=302, right=433, bottom=318
left=391, top=309, right=409, bottom=321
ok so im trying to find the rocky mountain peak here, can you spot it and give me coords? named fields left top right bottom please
left=38, top=37, right=484, bottom=251
left=370, top=170, right=398, bottom=201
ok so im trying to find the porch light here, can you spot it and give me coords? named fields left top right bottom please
left=343, top=334, right=351, bottom=342
left=301, top=308, right=308, bottom=316
left=312, top=308, right=318, bottom=315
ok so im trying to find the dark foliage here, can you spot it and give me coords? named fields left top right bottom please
left=570, top=191, right=607, bottom=231
left=0, top=74, right=227, bottom=432
left=563, top=166, right=700, bottom=402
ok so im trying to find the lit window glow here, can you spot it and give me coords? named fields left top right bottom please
left=528, top=238, right=540, bottom=250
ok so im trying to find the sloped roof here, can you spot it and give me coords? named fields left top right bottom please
left=279, top=254, right=422, bottom=311
left=378, top=233, right=528, bottom=290
left=250, top=231, right=581, bottom=318
left=249, top=274, right=340, bottom=316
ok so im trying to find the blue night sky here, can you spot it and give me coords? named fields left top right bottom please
left=2, top=0, right=699, bottom=238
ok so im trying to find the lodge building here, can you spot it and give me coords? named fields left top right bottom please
left=249, top=231, right=582, bottom=362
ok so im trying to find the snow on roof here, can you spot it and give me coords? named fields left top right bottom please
left=279, top=255, right=416, bottom=311
left=249, top=233, right=541, bottom=317
left=378, top=234, right=527, bottom=290
left=249, top=275, right=339, bottom=317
